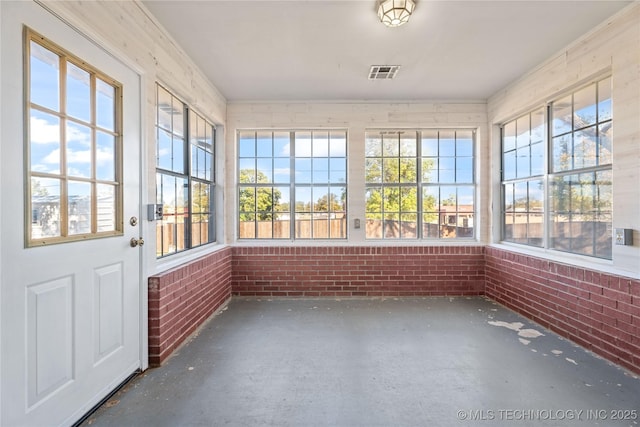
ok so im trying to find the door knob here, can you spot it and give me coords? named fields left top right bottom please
left=130, top=237, right=145, bottom=247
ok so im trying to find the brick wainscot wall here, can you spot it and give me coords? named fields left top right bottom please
left=231, top=246, right=485, bottom=297
left=148, top=247, right=232, bottom=366
left=485, top=246, right=640, bottom=374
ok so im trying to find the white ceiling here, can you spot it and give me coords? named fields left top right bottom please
left=142, top=0, right=631, bottom=102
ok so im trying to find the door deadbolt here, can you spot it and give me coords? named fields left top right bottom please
left=129, top=216, right=138, bottom=226
left=130, top=237, right=144, bottom=247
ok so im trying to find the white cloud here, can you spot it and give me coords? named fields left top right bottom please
left=274, top=167, right=291, bottom=176
left=31, top=116, right=92, bottom=147
left=96, top=147, right=114, bottom=165
left=43, top=148, right=61, bottom=164
left=31, top=163, right=57, bottom=173
left=66, top=124, right=91, bottom=147
left=67, top=167, right=87, bottom=177
left=67, top=148, right=92, bottom=164
left=30, top=116, right=59, bottom=144
left=42, top=148, right=92, bottom=166
left=278, top=142, right=291, bottom=156
left=295, top=138, right=312, bottom=157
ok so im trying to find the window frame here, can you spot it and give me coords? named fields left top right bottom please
left=500, top=108, right=546, bottom=247
left=237, top=129, right=348, bottom=240
left=364, top=129, right=476, bottom=240
left=500, top=76, right=613, bottom=259
left=25, top=28, right=124, bottom=247
left=155, top=84, right=216, bottom=258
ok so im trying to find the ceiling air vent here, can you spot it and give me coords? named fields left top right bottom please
left=369, top=65, right=400, bottom=80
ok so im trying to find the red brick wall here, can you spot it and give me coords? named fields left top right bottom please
left=231, top=246, right=485, bottom=297
left=147, top=244, right=640, bottom=374
left=148, top=247, right=232, bottom=366
left=485, top=246, right=640, bottom=374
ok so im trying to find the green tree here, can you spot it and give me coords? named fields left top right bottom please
left=551, top=132, right=609, bottom=216
left=239, top=169, right=282, bottom=221
left=552, top=136, right=572, bottom=212
left=191, top=182, right=210, bottom=214
left=365, top=156, right=436, bottom=219
left=364, top=134, right=441, bottom=238
left=314, top=192, right=343, bottom=213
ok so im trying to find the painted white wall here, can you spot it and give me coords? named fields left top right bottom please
left=488, top=3, right=640, bottom=277
left=226, top=102, right=489, bottom=245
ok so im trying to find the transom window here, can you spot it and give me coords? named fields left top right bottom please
left=501, top=76, right=612, bottom=259
left=365, top=130, right=475, bottom=239
left=155, top=84, right=216, bottom=257
left=26, top=29, right=122, bottom=245
left=238, top=130, right=347, bottom=239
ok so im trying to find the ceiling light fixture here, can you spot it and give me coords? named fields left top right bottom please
left=377, top=0, right=416, bottom=28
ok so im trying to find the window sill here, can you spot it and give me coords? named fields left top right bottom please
left=153, top=242, right=230, bottom=275
left=490, top=242, right=639, bottom=280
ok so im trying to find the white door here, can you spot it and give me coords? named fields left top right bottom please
left=1, top=2, right=142, bottom=426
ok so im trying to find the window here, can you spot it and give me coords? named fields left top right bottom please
left=502, top=108, right=545, bottom=247
left=501, top=76, right=612, bottom=259
left=365, top=130, right=475, bottom=239
left=26, top=29, right=122, bottom=245
left=550, top=78, right=612, bottom=258
left=238, top=130, right=347, bottom=239
left=155, top=84, right=216, bottom=257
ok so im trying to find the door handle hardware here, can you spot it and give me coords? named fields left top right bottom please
left=130, top=237, right=144, bottom=247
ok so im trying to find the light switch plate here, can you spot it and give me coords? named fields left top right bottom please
left=614, top=228, right=633, bottom=246
left=147, top=203, right=164, bottom=221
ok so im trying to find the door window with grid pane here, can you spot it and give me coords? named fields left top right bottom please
left=155, top=84, right=216, bottom=257
left=27, top=29, right=122, bottom=245
left=238, top=130, right=347, bottom=239
left=365, top=130, right=475, bottom=239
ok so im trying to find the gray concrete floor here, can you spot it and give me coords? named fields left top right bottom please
left=83, top=297, right=640, bottom=427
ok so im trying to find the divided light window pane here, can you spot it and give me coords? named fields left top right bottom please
left=96, top=78, right=115, bottom=131
left=501, top=76, right=612, bottom=259
left=155, top=84, right=216, bottom=257
left=66, top=61, right=91, bottom=123
left=365, top=129, right=475, bottom=240
left=27, top=30, right=122, bottom=245
left=29, top=40, right=60, bottom=111
left=501, top=106, right=547, bottom=248
left=238, top=130, right=347, bottom=240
